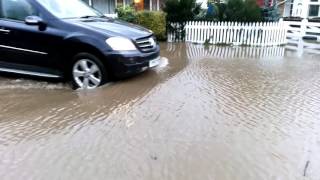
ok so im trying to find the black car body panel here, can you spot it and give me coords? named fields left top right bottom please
left=67, top=18, right=152, bottom=39
left=0, top=0, right=160, bottom=80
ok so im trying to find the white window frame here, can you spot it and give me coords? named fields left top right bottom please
left=308, top=0, right=320, bottom=17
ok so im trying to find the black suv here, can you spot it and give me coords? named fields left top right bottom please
left=0, top=0, right=160, bottom=89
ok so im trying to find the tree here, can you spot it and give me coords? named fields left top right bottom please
left=163, top=0, right=201, bottom=41
left=164, top=0, right=201, bottom=23
left=225, top=0, right=263, bottom=22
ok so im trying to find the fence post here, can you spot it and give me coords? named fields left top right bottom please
left=254, top=22, right=258, bottom=46
left=224, top=22, right=228, bottom=44
left=249, top=22, right=253, bottom=45
left=204, top=21, right=208, bottom=43
left=301, top=18, right=307, bottom=40
left=272, top=22, right=276, bottom=45
left=192, top=21, right=195, bottom=43
left=205, top=21, right=209, bottom=43
left=280, top=18, right=287, bottom=44
left=238, top=22, right=242, bottom=45
left=226, top=22, right=230, bottom=44
left=297, top=19, right=308, bottom=56
left=212, top=22, right=216, bottom=44
left=209, top=21, right=213, bottom=44
left=199, top=21, right=202, bottom=43
left=257, top=22, right=261, bottom=46
left=270, top=22, right=274, bottom=45
left=245, top=23, right=249, bottom=45
left=251, top=22, right=255, bottom=45
left=245, top=22, right=249, bottom=45
left=216, top=22, right=220, bottom=44
left=275, top=22, right=280, bottom=46
left=194, top=21, right=198, bottom=43
left=235, top=22, right=240, bottom=45
left=185, top=21, right=189, bottom=42
left=230, top=22, right=234, bottom=45
left=200, top=21, right=204, bottom=43
left=261, top=22, right=266, bottom=46
left=265, top=22, right=268, bottom=46
left=268, top=22, right=272, bottom=46
left=221, top=21, right=224, bottom=44
left=250, top=22, right=254, bottom=46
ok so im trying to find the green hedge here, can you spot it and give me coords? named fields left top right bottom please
left=116, top=6, right=167, bottom=41
left=115, top=5, right=136, bottom=23
left=135, top=11, right=166, bottom=41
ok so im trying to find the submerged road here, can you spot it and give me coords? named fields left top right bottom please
left=0, top=43, right=319, bottom=180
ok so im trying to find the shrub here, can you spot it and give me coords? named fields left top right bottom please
left=225, top=0, right=263, bottom=22
left=195, top=2, right=227, bottom=21
left=262, top=5, right=280, bottom=22
left=194, top=0, right=262, bottom=22
left=116, top=6, right=167, bottom=41
left=135, top=11, right=167, bottom=41
left=214, top=3, right=227, bottom=21
left=163, top=0, right=201, bottom=41
left=163, top=0, right=201, bottom=23
left=115, top=5, right=137, bottom=23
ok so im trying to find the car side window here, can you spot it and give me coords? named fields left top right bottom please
left=0, top=0, right=38, bottom=21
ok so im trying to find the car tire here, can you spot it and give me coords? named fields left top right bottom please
left=71, top=53, right=108, bottom=89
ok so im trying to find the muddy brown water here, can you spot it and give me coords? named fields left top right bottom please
left=0, top=43, right=320, bottom=180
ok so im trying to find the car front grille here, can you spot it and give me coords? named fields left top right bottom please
left=135, top=36, right=156, bottom=52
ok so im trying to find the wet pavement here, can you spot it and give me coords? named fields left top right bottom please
left=0, top=43, right=320, bottom=180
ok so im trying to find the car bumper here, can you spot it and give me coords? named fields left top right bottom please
left=102, top=46, right=160, bottom=78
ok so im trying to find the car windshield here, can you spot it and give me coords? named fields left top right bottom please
left=36, top=0, right=103, bottom=19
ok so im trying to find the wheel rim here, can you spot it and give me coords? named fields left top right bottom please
left=72, top=59, right=102, bottom=89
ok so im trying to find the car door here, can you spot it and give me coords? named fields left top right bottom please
left=0, top=0, right=13, bottom=64
left=0, top=0, right=61, bottom=69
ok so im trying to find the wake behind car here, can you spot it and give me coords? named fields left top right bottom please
left=0, top=0, right=160, bottom=89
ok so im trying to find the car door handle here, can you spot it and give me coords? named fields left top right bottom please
left=0, top=28, right=10, bottom=33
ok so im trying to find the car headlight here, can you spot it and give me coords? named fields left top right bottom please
left=106, top=37, right=137, bottom=51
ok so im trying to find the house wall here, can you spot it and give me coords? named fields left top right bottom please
left=198, top=0, right=277, bottom=9
left=93, top=0, right=116, bottom=13
left=278, top=2, right=285, bottom=16
left=85, top=0, right=161, bottom=14
left=283, top=0, right=320, bottom=18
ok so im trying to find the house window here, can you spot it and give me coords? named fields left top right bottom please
left=309, top=5, right=320, bottom=16
left=143, top=0, right=150, bottom=10
left=151, top=0, right=157, bottom=10
left=289, top=0, right=294, bottom=16
left=82, top=0, right=117, bottom=14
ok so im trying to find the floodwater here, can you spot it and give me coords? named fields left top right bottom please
left=0, top=43, right=320, bottom=180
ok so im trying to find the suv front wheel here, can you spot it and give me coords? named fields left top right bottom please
left=71, top=53, right=108, bottom=89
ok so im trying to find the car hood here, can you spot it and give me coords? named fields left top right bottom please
left=66, top=18, right=152, bottom=39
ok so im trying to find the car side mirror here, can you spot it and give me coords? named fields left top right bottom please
left=25, top=16, right=44, bottom=26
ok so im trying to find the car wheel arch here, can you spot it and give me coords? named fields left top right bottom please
left=60, top=42, right=113, bottom=79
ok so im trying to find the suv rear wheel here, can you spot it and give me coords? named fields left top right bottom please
left=71, top=53, right=108, bottom=89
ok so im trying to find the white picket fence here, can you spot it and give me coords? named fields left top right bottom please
left=284, top=19, right=320, bottom=56
left=168, top=21, right=287, bottom=46
left=284, top=19, right=320, bottom=41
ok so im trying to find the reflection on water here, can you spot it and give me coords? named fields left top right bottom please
left=287, top=36, right=320, bottom=57
left=0, top=43, right=320, bottom=180
left=186, top=44, right=286, bottom=60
